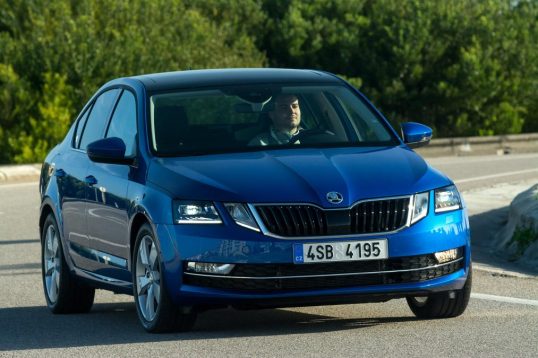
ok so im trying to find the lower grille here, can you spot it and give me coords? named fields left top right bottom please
left=183, top=250, right=464, bottom=292
left=185, top=273, right=385, bottom=291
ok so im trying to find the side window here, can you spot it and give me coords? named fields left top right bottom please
left=79, top=89, right=120, bottom=150
left=106, top=90, right=137, bottom=157
left=73, top=107, right=91, bottom=148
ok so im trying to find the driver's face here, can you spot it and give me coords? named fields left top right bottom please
left=269, top=95, right=301, bottom=133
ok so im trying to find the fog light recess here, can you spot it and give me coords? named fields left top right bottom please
left=434, top=249, right=459, bottom=264
left=186, top=262, right=235, bottom=275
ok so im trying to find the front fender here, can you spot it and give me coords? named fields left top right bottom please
left=127, top=179, right=179, bottom=269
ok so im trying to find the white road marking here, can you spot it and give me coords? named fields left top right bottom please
left=454, top=168, right=538, bottom=184
left=0, top=181, right=39, bottom=189
left=427, top=153, right=538, bottom=166
left=472, top=293, right=538, bottom=306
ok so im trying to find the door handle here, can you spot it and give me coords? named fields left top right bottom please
left=85, top=175, right=98, bottom=186
left=54, top=168, right=66, bottom=178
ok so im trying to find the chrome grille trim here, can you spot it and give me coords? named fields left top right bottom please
left=249, top=195, right=413, bottom=239
left=183, top=257, right=463, bottom=280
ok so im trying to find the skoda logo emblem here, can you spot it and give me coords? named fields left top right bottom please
left=326, top=191, right=343, bottom=204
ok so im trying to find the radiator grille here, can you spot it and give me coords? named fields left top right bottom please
left=256, top=205, right=328, bottom=236
left=350, top=198, right=409, bottom=234
left=255, top=197, right=410, bottom=237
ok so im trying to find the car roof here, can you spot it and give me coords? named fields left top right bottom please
left=129, top=68, right=343, bottom=92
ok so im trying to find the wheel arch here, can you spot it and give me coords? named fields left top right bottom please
left=129, top=211, right=152, bottom=269
left=39, top=204, right=54, bottom=242
left=39, top=198, right=62, bottom=243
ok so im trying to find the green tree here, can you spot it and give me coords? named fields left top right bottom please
left=0, top=63, right=33, bottom=163
left=9, top=72, right=73, bottom=163
left=0, top=0, right=266, bottom=163
left=1, top=0, right=538, bottom=164
left=262, top=0, right=369, bottom=74
left=260, top=0, right=538, bottom=137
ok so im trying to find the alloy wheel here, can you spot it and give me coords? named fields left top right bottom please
left=43, top=224, right=61, bottom=303
left=135, top=235, right=161, bottom=322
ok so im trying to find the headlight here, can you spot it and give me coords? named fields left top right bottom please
left=173, top=201, right=222, bottom=224
left=435, top=185, right=462, bottom=213
left=224, top=203, right=260, bottom=232
left=411, top=191, right=429, bottom=224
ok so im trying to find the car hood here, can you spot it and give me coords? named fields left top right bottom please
left=148, top=146, right=451, bottom=208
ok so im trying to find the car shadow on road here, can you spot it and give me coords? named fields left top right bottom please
left=469, top=207, right=538, bottom=276
left=0, top=302, right=417, bottom=350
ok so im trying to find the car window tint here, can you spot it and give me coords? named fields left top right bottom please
left=150, top=85, right=398, bottom=155
left=73, top=107, right=91, bottom=148
left=106, top=90, right=137, bottom=157
left=79, top=89, right=120, bottom=150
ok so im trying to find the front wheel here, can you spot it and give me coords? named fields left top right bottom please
left=407, top=265, right=472, bottom=319
left=132, top=224, right=196, bottom=333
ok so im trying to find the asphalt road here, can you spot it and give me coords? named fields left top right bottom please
left=1, top=153, right=538, bottom=357
left=426, top=152, right=538, bottom=192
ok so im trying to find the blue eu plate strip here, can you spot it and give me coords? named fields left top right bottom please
left=293, top=244, right=304, bottom=264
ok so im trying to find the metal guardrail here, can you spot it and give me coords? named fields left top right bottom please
left=415, top=132, right=538, bottom=157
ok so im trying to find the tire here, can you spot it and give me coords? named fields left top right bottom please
left=407, top=265, right=472, bottom=319
left=41, top=213, right=95, bottom=314
left=132, top=223, right=197, bottom=333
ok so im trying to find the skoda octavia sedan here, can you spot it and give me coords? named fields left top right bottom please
left=39, top=68, right=471, bottom=332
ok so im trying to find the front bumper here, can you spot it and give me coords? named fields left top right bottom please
left=183, top=250, right=464, bottom=291
left=155, top=208, right=471, bottom=307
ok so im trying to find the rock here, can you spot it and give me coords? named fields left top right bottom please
left=495, top=184, right=538, bottom=263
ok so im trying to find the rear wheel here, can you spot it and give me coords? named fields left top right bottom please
left=407, top=265, right=472, bottom=319
left=41, top=213, right=95, bottom=313
left=133, top=224, right=196, bottom=333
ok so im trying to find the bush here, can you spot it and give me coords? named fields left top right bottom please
left=0, top=0, right=537, bottom=163
left=510, top=225, right=538, bottom=257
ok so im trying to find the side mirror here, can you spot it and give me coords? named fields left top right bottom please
left=87, top=137, right=134, bottom=165
left=401, top=122, right=432, bottom=148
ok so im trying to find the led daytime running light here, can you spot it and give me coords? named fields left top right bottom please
left=435, top=185, right=462, bottom=213
left=173, top=201, right=222, bottom=224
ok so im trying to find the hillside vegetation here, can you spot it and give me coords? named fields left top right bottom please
left=1, top=0, right=537, bottom=163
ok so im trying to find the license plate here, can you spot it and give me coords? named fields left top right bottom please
left=293, top=239, right=388, bottom=264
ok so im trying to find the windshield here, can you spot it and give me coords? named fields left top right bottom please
left=149, top=84, right=399, bottom=156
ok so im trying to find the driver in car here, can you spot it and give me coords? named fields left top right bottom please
left=249, top=94, right=303, bottom=146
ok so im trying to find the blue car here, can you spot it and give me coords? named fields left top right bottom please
left=39, top=68, right=471, bottom=332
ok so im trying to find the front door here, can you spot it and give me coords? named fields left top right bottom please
left=58, top=148, right=90, bottom=269
left=85, top=89, right=138, bottom=281
left=64, top=88, right=120, bottom=272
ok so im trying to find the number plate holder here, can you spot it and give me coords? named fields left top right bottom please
left=293, top=239, right=388, bottom=264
